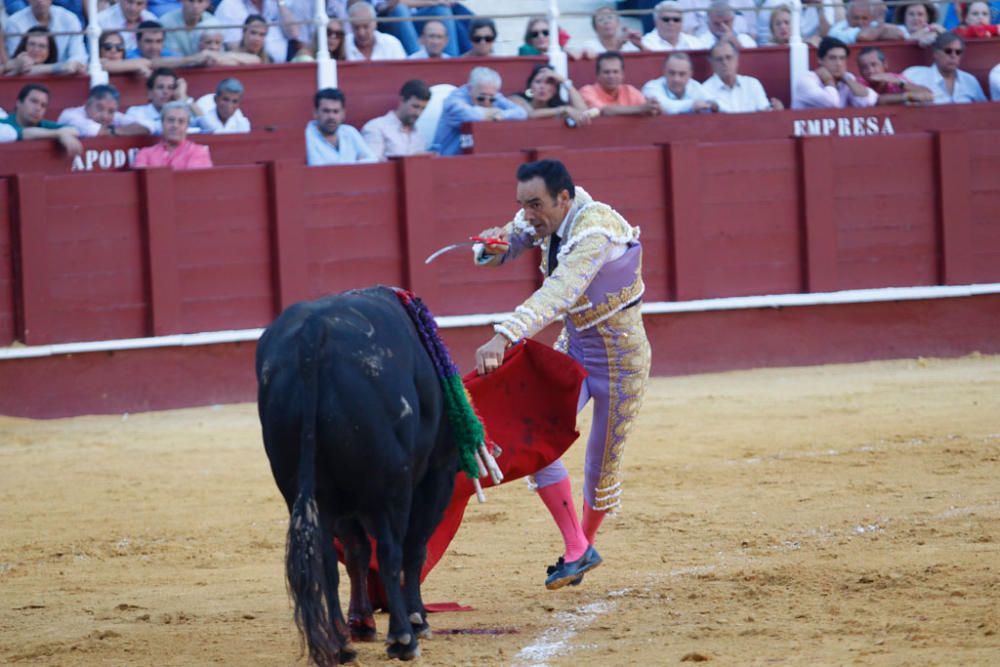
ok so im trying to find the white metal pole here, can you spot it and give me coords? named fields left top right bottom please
left=86, top=0, right=108, bottom=87
left=788, top=0, right=808, bottom=108
left=315, top=0, right=336, bottom=89
left=546, top=0, right=567, bottom=78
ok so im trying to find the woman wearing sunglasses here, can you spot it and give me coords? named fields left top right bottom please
left=463, top=17, right=497, bottom=57
left=510, top=64, right=594, bottom=126
left=291, top=17, right=347, bottom=62
left=519, top=16, right=563, bottom=56
left=97, top=30, right=154, bottom=76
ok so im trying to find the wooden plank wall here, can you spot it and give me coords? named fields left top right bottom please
left=2, top=130, right=1000, bottom=347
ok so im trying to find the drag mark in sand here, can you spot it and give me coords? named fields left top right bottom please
left=514, top=600, right=615, bottom=667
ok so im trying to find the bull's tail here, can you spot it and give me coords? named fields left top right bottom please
left=286, top=316, right=340, bottom=666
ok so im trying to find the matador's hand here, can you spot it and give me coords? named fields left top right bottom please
left=475, top=334, right=510, bottom=375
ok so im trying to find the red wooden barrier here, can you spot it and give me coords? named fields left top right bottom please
left=2, top=130, right=1000, bottom=349
left=0, top=178, right=14, bottom=345
left=463, top=101, right=1000, bottom=155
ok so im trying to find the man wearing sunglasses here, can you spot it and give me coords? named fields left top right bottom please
left=641, top=0, right=706, bottom=51
left=901, top=32, right=986, bottom=104
left=463, top=17, right=497, bottom=57
left=432, top=66, right=526, bottom=156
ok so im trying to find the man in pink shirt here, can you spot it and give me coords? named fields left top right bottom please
left=134, top=100, right=213, bottom=169
left=792, top=36, right=877, bottom=109
left=579, top=52, right=662, bottom=117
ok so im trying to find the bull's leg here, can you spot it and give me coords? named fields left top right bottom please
left=336, top=518, right=377, bottom=643
left=369, top=513, right=419, bottom=660
left=400, top=465, right=455, bottom=641
left=320, top=515, right=357, bottom=664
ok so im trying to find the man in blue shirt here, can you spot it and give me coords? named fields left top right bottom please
left=305, top=88, right=377, bottom=166
left=902, top=32, right=987, bottom=104
left=432, top=66, right=527, bottom=156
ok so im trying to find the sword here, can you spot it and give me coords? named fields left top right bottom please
left=424, top=236, right=509, bottom=265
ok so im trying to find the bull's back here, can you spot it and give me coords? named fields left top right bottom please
left=256, top=287, right=446, bottom=513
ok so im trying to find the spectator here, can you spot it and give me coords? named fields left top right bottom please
left=829, top=0, right=904, bottom=44
left=148, top=0, right=180, bottom=18
left=97, top=0, right=155, bottom=51
left=519, top=16, right=551, bottom=56
left=0, top=82, right=82, bottom=153
left=432, top=66, right=527, bottom=156
left=954, top=1, right=999, bottom=38
left=195, top=77, right=250, bottom=133
left=991, top=62, right=999, bottom=99
left=463, top=17, right=496, bottom=57
left=569, top=6, right=645, bottom=59
left=510, top=63, right=593, bottom=124
left=701, top=40, right=783, bottom=111
left=677, top=0, right=757, bottom=39
left=214, top=0, right=298, bottom=63
left=361, top=78, right=429, bottom=160
left=793, top=36, right=876, bottom=108
left=902, top=32, right=987, bottom=103
left=134, top=100, right=213, bottom=169
left=230, top=14, right=271, bottom=62
left=641, top=51, right=717, bottom=113
left=5, top=26, right=85, bottom=75
left=345, top=1, right=404, bottom=60
left=408, top=19, right=448, bottom=59
left=197, top=27, right=259, bottom=64
left=124, top=66, right=184, bottom=133
left=757, top=0, right=839, bottom=47
left=856, top=45, right=934, bottom=105
left=57, top=83, right=150, bottom=136
left=159, top=0, right=221, bottom=57
left=617, top=0, right=658, bottom=34
left=128, top=19, right=212, bottom=67
left=305, top=87, right=375, bottom=166
left=894, top=1, right=945, bottom=47
left=375, top=0, right=473, bottom=57
left=5, top=0, right=86, bottom=63
left=98, top=30, right=153, bottom=76
left=579, top=51, right=661, bottom=116
left=697, top=1, right=757, bottom=48
left=641, top=1, right=706, bottom=51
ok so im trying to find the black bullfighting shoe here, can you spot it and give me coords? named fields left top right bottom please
left=544, top=545, right=603, bottom=590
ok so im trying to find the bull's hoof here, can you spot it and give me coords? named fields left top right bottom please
left=349, top=614, right=377, bottom=642
left=409, top=612, right=432, bottom=639
left=338, top=642, right=359, bottom=664
left=386, top=639, right=421, bottom=661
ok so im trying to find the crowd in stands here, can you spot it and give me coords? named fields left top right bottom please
left=1, top=1, right=999, bottom=165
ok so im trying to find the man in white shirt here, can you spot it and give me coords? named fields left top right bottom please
left=5, top=0, right=86, bottom=62
left=641, top=1, right=706, bottom=51
left=57, top=84, right=151, bottom=137
left=676, top=0, right=757, bottom=39
left=125, top=67, right=192, bottom=134
left=408, top=19, right=449, bottom=59
left=214, top=0, right=299, bottom=63
left=305, top=88, right=377, bottom=166
left=701, top=40, right=783, bottom=112
left=196, top=78, right=251, bottom=134
left=159, top=0, right=222, bottom=56
left=642, top=52, right=718, bottom=114
left=902, top=32, right=987, bottom=104
left=695, top=1, right=757, bottom=48
left=990, top=62, right=1000, bottom=101
left=361, top=79, right=430, bottom=160
left=793, top=36, right=876, bottom=108
left=98, top=0, right=157, bottom=51
left=828, top=0, right=904, bottom=44
left=345, top=1, right=405, bottom=61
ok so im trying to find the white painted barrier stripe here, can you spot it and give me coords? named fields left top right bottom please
left=1, top=283, right=998, bottom=361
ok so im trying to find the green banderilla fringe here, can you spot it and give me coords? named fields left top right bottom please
left=441, top=374, right=484, bottom=479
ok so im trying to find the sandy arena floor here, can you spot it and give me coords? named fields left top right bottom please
left=1, top=354, right=999, bottom=666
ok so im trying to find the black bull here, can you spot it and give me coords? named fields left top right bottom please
left=256, top=287, right=457, bottom=664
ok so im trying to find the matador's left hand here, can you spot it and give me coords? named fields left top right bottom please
left=475, top=334, right=510, bottom=375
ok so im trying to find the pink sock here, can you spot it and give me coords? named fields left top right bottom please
left=581, top=505, right=606, bottom=545
left=537, top=478, right=589, bottom=562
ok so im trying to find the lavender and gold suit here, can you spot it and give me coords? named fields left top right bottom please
left=484, top=187, right=652, bottom=512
